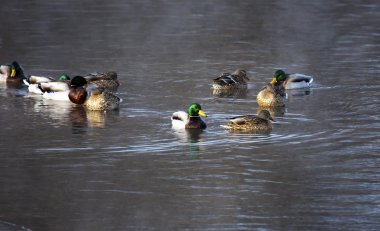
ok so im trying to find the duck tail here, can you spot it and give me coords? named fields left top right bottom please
left=23, top=78, right=30, bottom=86
left=37, top=83, right=46, bottom=93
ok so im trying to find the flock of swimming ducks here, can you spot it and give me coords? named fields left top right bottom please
left=0, top=61, right=313, bottom=133
left=171, top=68, right=313, bottom=133
left=0, top=61, right=121, bottom=111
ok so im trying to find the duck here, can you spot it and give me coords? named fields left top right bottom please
left=69, top=83, right=121, bottom=111
left=212, top=69, right=249, bottom=90
left=84, top=71, right=120, bottom=92
left=171, top=103, right=207, bottom=129
left=24, top=74, right=71, bottom=94
left=41, top=75, right=87, bottom=101
left=256, top=82, right=286, bottom=107
left=222, top=110, right=274, bottom=133
left=0, top=61, right=26, bottom=85
left=271, top=69, right=313, bottom=90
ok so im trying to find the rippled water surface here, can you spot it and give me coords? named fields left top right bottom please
left=1, top=0, right=380, bottom=230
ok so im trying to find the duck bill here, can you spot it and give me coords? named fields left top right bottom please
left=269, top=116, right=275, bottom=122
left=10, top=67, right=17, bottom=77
left=270, top=77, right=277, bottom=84
left=198, top=110, right=207, bottom=117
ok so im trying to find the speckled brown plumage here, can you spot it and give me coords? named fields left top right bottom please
left=84, top=72, right=120, bottom=92
left=84, top=89, right=120, bottom=111
left=223, top=110, right=274, bottom=133
left=212, top=69, right=249, bottom=90
left=256, top=83, right=286, bottom=107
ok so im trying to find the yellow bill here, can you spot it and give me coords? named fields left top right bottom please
left=270, top=77, right=277, bottom=84
left=198, top=110, right=207, bottom=117
left=11, top=67, right=16, bottom=77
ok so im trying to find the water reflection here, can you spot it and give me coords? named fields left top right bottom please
left=0, top=83, right=27, bottom=97
left=286, top=88, right=312, bottom=97
left=172, top=128, right=204, bottom=143
left=30, top=96, right=110, bottom=130
left=31, top=98, right=73, bottom=123
left=211, top=88, right=248, bottom=98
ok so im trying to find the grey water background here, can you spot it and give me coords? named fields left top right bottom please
left=1, top=0, right=380, bottom=230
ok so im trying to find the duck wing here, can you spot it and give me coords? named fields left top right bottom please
left=171, top=111, right=188, bottom=121
left=213, top=73, right=239, bottom=86
left=287, top=73, right=313, bottom=83
left=39, top=81, right=69, bottom=92
left=229, top=115, right=260, bottom=125
left=171, top=111, right=189, bottom=129
left=25, top=75, right=55, bottom=85
left=84, top=72, right=119, bottom=91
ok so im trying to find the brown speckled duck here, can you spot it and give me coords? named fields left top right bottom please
left=222, top=110, right=274, bottom=133
left=256, top=82, right=286, bottom=107
left=212, top=69, right=249, bottom=90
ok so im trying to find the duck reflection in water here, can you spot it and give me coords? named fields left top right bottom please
left=31, top=99, right=73, bottom=126
left=173, top=128, right=204, bottom=143
left=286, top=88, right=312, bottom=98
left=69, top=106, right=108, bottom=129
left=212, top=87, right=248, bottom=98
left=172, top=129, right=205, bottom=159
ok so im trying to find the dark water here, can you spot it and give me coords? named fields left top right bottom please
left=1, top=0, right=380, bottom=230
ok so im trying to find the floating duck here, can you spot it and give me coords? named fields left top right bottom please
left=24, top=74, right=70, bottom=94
left=0, top=61, right=26, bottom=85
left=222, top=110, right=274, bottom=133
left=212, top=69, right=249, bottom=90
left=171, top=103, right=207, bottom=129
left=271, top=69, right=313, bottom=90
left=69, top=83, right=121, bottom=111
left=256, top=83, right=286, bottom=107
left=41, top=76, right=87, bottom=101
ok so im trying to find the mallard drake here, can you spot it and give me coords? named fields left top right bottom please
left=84, top=71, right=119, bottom=92
left=212, top=69, right=249, bottom=90
left=24, top=74, right=70, bottom=94
left=256, top=83, right=286, bottom=107
left=0, top=61, right=26, bottom=84
left=271, top=69, right=313, bottom=90
left=171, top=103, right=207, bottom=129
left=42, top=76, right=87, bottom=101
left=69, top=84, right=121, bottom=111
left=222, top=110, right=274, bottom=133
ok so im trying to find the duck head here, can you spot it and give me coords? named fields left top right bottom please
left=58, top=74, right=70, bottom=81
left=271, top=70, right=286, bottom=84
left=70, top=76, right=87, bottom=87
left=107, top=71, right=118, bottom=80
left=69, top=76, right=88, bottom=105
left=188, top=103, right=207, bottom=117
left=258, top=109, right=275, bottom=122
left=10, top=61, right=25, bottom=78
left=233, top=69, right=249, bottom=81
